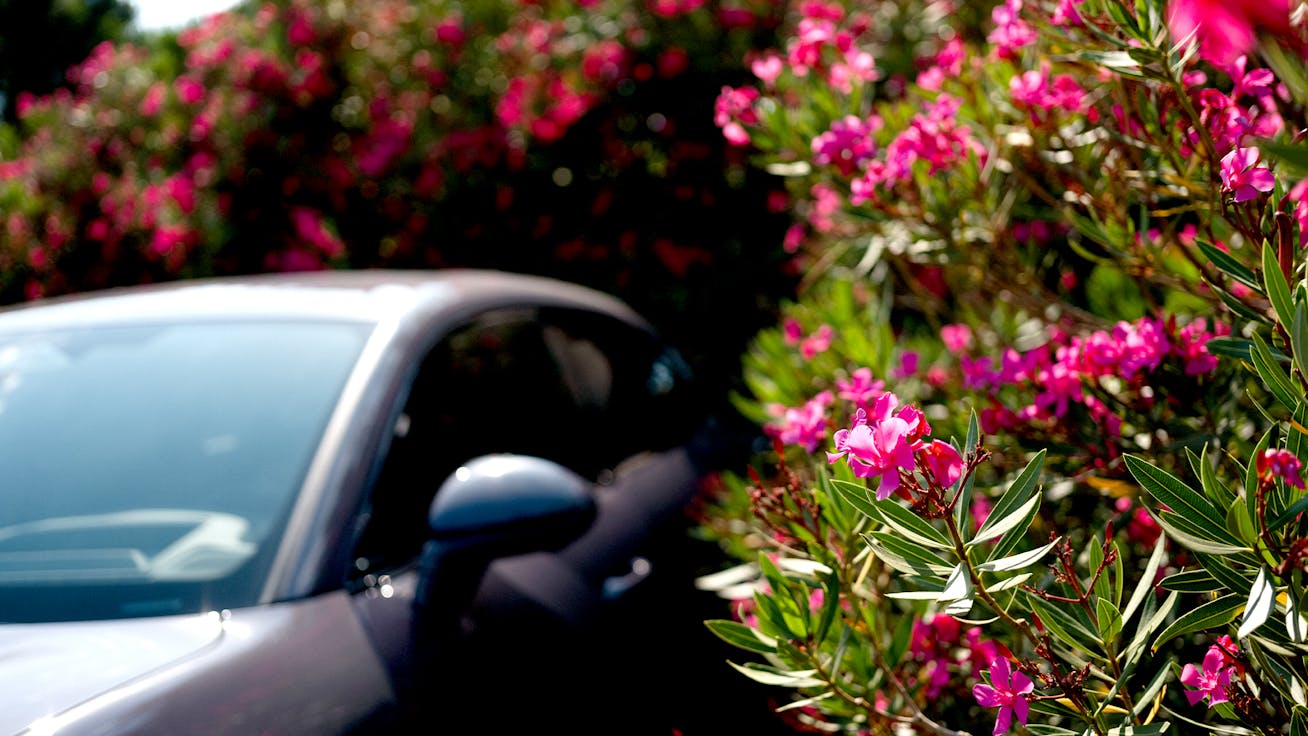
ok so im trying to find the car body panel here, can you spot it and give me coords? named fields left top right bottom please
left=13, top=592, right=392, bottom=736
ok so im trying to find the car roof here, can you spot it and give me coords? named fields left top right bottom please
left=0, top=269, right=645, bottom=332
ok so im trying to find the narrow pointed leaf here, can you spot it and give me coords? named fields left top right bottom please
left=1125, top=454, right=1239, bottom=545
left=1121, top=534, right=1168, bottom=626
left=1197, top=239, right=1259, bottom=289
left=726, top=662, right=826, bottom=688
left=1158, top=569, right=1222, bottom=593
left=977, top=537, right=1061, bottom=572
left=705, top=620, right=779, bottom=654
left=975, top=451, right=1045, bottom=543
left=1264, top=240, right=1295, bottom=330
left=1152, top=593, right=1244, bottom=651
left=1238, top=567, right=1276, bottom=639
left=1252, top=331, right=1302, bottom=413
left=1295, top=301, right=1308, bottom=392
left=1288, top=594, right=1308, bottom=644
left=939, top=563, right=971, bottom=602
left=969, top=493, right=1041, bottom=548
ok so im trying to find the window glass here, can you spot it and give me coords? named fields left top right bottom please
left=353, top=307, right=700, bottom=575
left=0, top=320, right=370, bottom=621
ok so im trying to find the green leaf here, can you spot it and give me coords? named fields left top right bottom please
left=1238, top=567, right=1275, bottom=639
left=726, top=661, right=826, bottom=688
left=1029, top=593, right=1102, bottom=649
left=1292, top=705, right=1308, bottom=736
left=1097, top=598, right=1124, bottom=644
left=1264, top=240, right=1296, bottom=331
left=970, top=492, right=1041, bottom=549
left=1247, top=429, right=1274, bottom=529
left=1205, top=336, right=1263, bottom=361
left=828, top=478, right=879, bottom=523
left=1197, top=239, right=1260, bottom=290
left=1152, top=593, right=1245, bottom=651
left=1295, top=301, right=1308, bottom=392
left=861, top=487, right=953, bottom=549
left=1153, top=509, right=1251, bottom=555
left=1105, top=725, right=1172, bottom=735
left=1287, top=593, right=1308, bottom=644
left=864, top=532, right=954, bottom=577
left=705, top=619, right=779, bottom=654
left=1252, top=331, right=1302, bottom=414
left=1264, top=140, right=1308, bottom=178
left=1158, top=569, right=1223, bottom=593
left=977, top=537, right=1060, bottom=573
left=955, top=410, right=980, bottom=533
left=973, top=450, right=1045, bottom=545
left=1122, top=534, right=1168, bottom=626
left=1213, top=285, right=1274, bottom=326
left=813, top=569, right=841, bottom=643
left=1194, top=552, right=1259, bottom=592
left=1270, top=491, right=1308, bottom=531
left=1125, top=455, right=1241, bottom=545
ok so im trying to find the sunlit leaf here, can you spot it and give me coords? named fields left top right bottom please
left=969, top=493, right=1041, bottom=548
left=726, top=661, right=825, bottom=688
left=1238, top=567, right=1275, bottom=639
left=977, top=537, right=1060, bottom=572
left=705, top=619, right=779, bottom=654
left=1152, top=593, right=1244, bottom=651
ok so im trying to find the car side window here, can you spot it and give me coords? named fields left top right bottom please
left=350, top=307, right=700, bottom=576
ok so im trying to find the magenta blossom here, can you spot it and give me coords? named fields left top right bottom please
left=827, top=406, right=919, bottom=499
left=1220, top=147, right=1276, bottom=202
left=1257, top=448, right=1305, bottom=489
left=919, top=440, right=964, bottom=488
left=973, top=658, right=1033, bottom=735
left=1167, top=0, right=1292, bottom=67
left=1180, top=647, right=1235, bottom=706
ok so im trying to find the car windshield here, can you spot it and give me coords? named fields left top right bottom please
left=0, top=319, right=371, bottom=622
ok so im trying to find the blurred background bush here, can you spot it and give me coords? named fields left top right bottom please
left=0, top=0, right=800, bottom=400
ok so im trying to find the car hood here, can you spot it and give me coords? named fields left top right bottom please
left=0, top=612, right=224, bottom=735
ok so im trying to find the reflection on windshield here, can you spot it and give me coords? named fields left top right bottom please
left=0, top=321, right=369, bottom=622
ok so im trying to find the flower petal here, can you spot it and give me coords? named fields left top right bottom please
left=973, top=683, right=1002, bottom=708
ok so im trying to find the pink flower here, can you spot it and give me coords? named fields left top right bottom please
left=973, top=658, right=1033, bottom=735
left=1220, top=147, right=1276, bottom=202
left=750, top=53, right=784, bottom=85
left=919, top=440, right=964, bottom=488
left=1167, top=0, right=1292, bottom=67
left=766, top=391, right=834, bottom=453
left=828, top=406, right=919, bottom=500
left=801, top=324, right=834, bottom=359
left=1180, top=647, right=1235, bottom=706
left=941, top=323, right=973, bottom=352
left=835, top=367, right=885, bottom=412
left=1257, top=448, right=1305, bottom=489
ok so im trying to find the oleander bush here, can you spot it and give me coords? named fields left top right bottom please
left=0, top=0, right=799, bottom=387
left=697, top=0, right=1308, bottom=734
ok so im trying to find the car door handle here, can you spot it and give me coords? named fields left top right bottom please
left=602, top=556, right=652, bottom=600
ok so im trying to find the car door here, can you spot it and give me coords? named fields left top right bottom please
left=344, top=304, right=708, bottom=727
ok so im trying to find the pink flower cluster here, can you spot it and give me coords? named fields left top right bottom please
left=766, top=390, right=834, bottom=453
left=953, top=315, right=1226, bottom=435
left=1257, top=448, right=1306, bottom=489
left=1009, top=63, right=1089, bottom=121
left=785, top=1, right=878, bottom=94
left=827, top=392, right=963, bottom=500
left=909, top=613, right=1001, bottom=699
left=850, top=95, right=987, bottom=201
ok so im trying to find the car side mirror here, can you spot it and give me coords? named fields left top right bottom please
left=413, top=454, right=596, bottom=632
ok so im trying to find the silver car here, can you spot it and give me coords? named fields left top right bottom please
left=0, top=270, right=758, bottom=735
